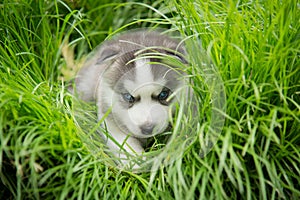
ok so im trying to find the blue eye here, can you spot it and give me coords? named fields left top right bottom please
left=122, top=93, right=135, bottom=103
left=158, top=90, right=170, bottom=101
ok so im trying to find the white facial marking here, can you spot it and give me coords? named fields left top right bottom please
left=105, top=58, right=176, bottom=138
left=124, top=58, right=166, bottom=96
left=135, top=58, right=154, bottom=84
left=124, top=59, right=155, bottom=93
left=128, top=102, right=168, bottom=127
left=106, top=58, right=169, bottom=137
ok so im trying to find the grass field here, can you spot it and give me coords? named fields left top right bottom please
left=0, top=0, right=299, bottom=199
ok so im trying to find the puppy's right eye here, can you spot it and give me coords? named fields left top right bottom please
left=122, top=93, right=135, bottom=103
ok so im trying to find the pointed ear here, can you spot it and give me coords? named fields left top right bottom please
left=72, top=45, right=120, bottom=102
left=166, top=49, right=188, bottom=64
left=96, top=47, right=119, bottom=63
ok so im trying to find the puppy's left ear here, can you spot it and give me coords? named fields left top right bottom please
left=96, top=47, right=119, bottom=63
left=168, top=52, right=188, bottom=64
left=165, top=47, right=188, bottom=65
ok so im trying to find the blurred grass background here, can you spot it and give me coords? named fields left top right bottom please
left=0, top=0, right=299, bottom=199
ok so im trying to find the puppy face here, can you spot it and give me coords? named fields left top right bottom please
left=98, top=53, right=184, bottom=138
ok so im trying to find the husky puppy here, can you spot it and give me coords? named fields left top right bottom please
left=74, top=30, right=186, bottom=167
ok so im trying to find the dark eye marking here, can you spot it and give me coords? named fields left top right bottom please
left=121, top=93, right=140, bottom=108
left=152, top=88, right=172, bottom=105
left=122, top=93, right=135, bottom=103
left=158, top=90, right=169, bottom=101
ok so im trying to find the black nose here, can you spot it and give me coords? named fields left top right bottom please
left=140, top=124, right=155, bottom=135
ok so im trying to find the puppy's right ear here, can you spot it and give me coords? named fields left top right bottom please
left=74, top=46, right=119, bottom=102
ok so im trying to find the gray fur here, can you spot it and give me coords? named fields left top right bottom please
left=74, top=30, right=185, bottom=101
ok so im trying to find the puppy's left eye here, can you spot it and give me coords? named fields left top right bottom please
left=156, top=89, right=172, bottom=106
left=158, top=89, right=170, bottom=102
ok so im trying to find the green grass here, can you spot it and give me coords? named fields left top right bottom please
left=1, top=0, right=299, bottom=199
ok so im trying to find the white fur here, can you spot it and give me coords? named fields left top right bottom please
left=121, top=59, right=168, bottom=137
left=96, top=58, right=172, bottom=167
left=134, top=59, right=154, bottom=86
